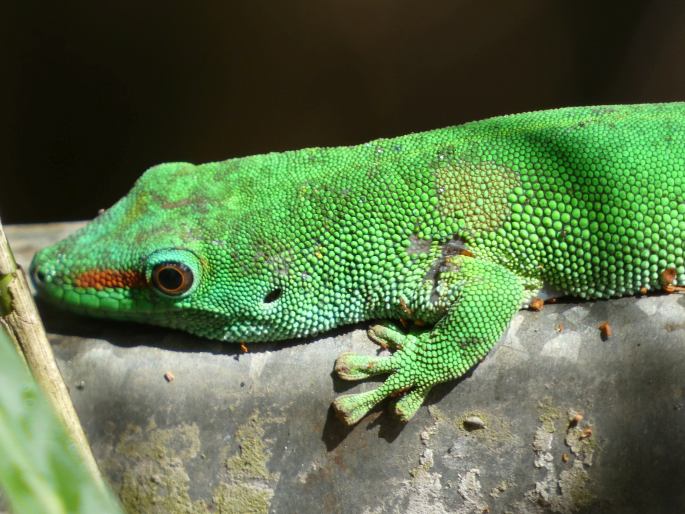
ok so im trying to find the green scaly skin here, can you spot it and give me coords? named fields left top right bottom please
left=31, top=103, right=685, bottom=424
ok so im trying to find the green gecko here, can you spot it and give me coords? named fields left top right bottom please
left=31, top=103, right=685, bottom=425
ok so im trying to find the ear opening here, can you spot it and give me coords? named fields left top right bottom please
left=264, top=288, right=283, bottom=304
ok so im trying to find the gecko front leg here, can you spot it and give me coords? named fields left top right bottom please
left=332, top=256, right=526, bottom=425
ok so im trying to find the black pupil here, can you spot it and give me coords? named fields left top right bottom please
left=158, top=267, right=183, bottom=291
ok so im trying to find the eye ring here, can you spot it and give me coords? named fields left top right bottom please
left=151, top=262, right=194, bottom=296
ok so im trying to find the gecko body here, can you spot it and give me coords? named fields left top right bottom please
left=31, top=103, right=685, bottom=423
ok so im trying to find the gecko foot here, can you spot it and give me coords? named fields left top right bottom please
left=331, top=369, right=429, bottom=425
left=333, top=325, right=427, bottom=425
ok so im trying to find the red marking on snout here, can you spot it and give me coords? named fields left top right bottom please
left=74, top=269, right=147, bottom=290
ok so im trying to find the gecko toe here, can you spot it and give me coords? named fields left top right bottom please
left=334, top=352, right=396, bottom=381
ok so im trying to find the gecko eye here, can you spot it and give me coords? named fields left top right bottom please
left=151, top=262, right=194, bottom=296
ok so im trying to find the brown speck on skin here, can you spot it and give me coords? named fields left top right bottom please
left=399, top=298, right=413, bottom=316
left=661, top=267, right=685, bottom=293
left=240, top=342, right=249, bottom=353
left=164, top=371, right=175, bottom=383
left=561, top=452, right=570, bottom=463
left=599, top=321, right=612, bottom=340
left=661, top=267, right=677, bottom=286
left=529, top=297, right=544, bottom=311
left=414, top=319, right=425, bottom=327
left=640, top=287, right=649, bottom=295
left=390, top=387, right=412, bottom=398
left=458, top=248, right=474, bottom=257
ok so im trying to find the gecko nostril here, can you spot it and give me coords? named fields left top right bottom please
left=33, top=266, right=46, bottom=284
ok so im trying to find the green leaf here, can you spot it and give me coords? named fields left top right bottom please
left=0, top=326, right=123, bottom=514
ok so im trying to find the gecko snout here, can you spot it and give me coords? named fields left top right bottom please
left=29, top=248, right=59, bottom=291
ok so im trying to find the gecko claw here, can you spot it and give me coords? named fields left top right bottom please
left=334, top=352, right=395, bottom=381
left=332, top=390, right=383, bottom=425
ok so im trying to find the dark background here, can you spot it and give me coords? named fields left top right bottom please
left=4, top=1, right=685, bottom=223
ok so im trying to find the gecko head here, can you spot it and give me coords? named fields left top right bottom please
left=30, top=159, right=333, bottom=342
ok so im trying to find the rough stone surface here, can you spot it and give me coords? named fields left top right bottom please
left=6, top=222, right=685, bottom=513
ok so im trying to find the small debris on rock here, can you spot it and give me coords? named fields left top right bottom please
left=561, top=452, right=570, bottom=463
left=463, top=416, right=486, bottom=431
left=420, top=430, right=431, bottom=443
left=448, top=442, right=465, bottom=458
left=569, top=413, right=584, bottom=428
left=598, top=321, right=612, bottom=340
left=164, top=371, right=175, bottom=383
left=579, top=427, right=593, bottom=440
left=639, top=286, right=649, bottom=295
left=75, top=380, right=85, bottom=390
left=419, top=448, right=434, bottom=467
left=489, top=481, right=508, bottom=498
left=529, top=297, right=544, bottom=311
left=554, top=323, right=564, bottom=333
